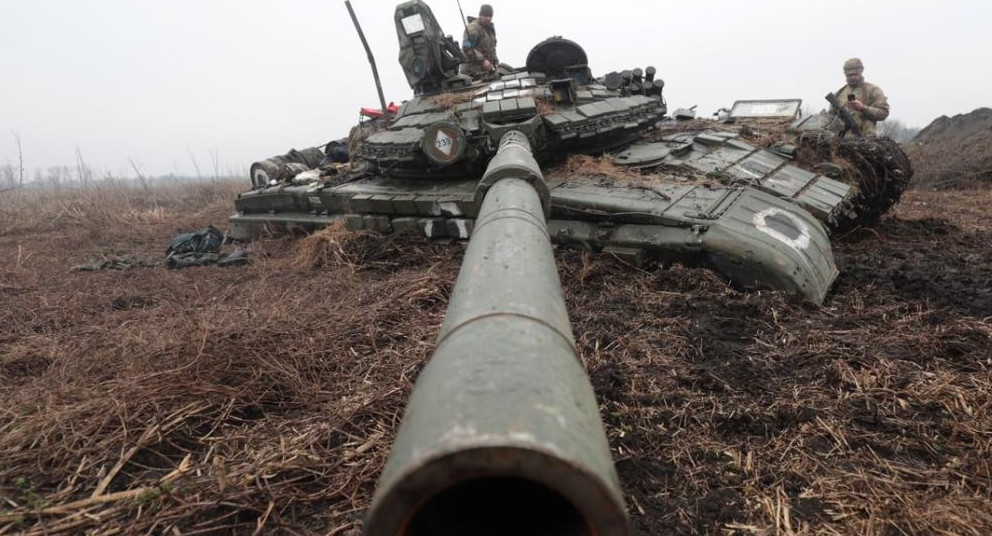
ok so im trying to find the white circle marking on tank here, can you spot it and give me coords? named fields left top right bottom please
left=753, top=208, right=811, bottom=250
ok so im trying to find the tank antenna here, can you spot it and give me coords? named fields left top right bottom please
left=345, top=1, right=391, bottom=119
left=456, top=0, right=470, bottom=36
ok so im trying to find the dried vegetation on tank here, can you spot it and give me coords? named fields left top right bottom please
left=429, top=91, right=477, bottom=114
left=1, top=180, right=990, bottom=535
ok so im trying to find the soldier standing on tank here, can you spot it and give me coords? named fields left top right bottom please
left=460, top=4, right=498, bottom=77
left=833, top=57, right=890, bottom=137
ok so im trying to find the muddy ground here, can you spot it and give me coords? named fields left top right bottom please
left=0, top=185, right=990, bottom=535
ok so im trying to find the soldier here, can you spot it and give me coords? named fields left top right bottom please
left=460, top=4, right=498, bottom=77
left=834, top=57, right=889, bottom=137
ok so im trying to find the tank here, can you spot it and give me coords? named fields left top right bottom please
left=230, top=1, right=910, bottom=305
left=227, top=2, right=912, bottom=533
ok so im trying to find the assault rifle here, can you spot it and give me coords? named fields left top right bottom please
left=825, top=92, right=864, bottom=138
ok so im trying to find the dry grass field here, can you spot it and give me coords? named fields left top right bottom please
left=1, top=181, right=990, bottom=535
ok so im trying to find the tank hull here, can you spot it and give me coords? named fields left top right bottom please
left=230, top=172, right=837, bottom=303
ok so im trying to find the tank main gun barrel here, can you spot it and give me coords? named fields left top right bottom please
left=363, top=132, right=630, bottom=536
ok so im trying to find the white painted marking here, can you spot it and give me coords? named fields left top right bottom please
left=434, top=130, right=454, bottom=157
left=753, top=208, right=811, bottom=250
left=499, top=139, right=530, bottom=155
left=439, top=202, right=462, bottom=216
left=454, top=219, right=469, bottom=239
left=423, top=220, right=434, bottom=237
left=736, top=166, right=760, bottom=178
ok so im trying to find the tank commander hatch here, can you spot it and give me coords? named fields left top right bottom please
left=833, top=57, right=890, bottom=137
left=460, top=4, right=498, bottom=77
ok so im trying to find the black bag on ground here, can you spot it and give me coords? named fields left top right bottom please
left=166, top=226, right=247, bottom=269
left=166, top=226, right=225, bottom=257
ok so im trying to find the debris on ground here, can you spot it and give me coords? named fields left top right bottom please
left=165, top=225, right=250, bottom=269
left=69, top=255, right=159, bottom=272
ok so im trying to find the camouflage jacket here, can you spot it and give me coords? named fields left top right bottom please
left=460, top=18, right=497, bottom=76
left=834, top=82, right=890, bottom=137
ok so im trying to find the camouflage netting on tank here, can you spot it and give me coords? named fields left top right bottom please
left=428, top=92, right=476, bottom=114
left=548, top=154, right=643, bottom=183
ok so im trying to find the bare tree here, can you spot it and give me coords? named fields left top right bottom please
left=187, top=147, right=203, bottom=180
left=75, top=146, right=93, bottom=187
left=209, top=147, right=220, bottom=181
left=0, top=163, right=15, bottom=191
left=224, top=163, right=246, bottom=179
left=12, top=129, right=24, bottom=187
left=128, top=157, right=150, bottom=191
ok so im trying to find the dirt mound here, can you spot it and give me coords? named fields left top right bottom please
left=905, top=107, right=992, bottom=188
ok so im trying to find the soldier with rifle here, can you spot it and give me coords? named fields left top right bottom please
left=829, top=57, right=890, bottom=138
left=459, top=4, right=499, bottom=77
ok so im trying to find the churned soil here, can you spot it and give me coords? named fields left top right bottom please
left=1, top=184, right=990, bottom=535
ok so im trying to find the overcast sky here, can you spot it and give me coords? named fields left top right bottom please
left=2, top=0, right=990, bottom=178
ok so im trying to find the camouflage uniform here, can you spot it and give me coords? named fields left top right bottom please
left=834, top=58, right=889, bottom=137
left=834, top=83, right=889, bottom=137
left=460, top=17, right=498, bottom=77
